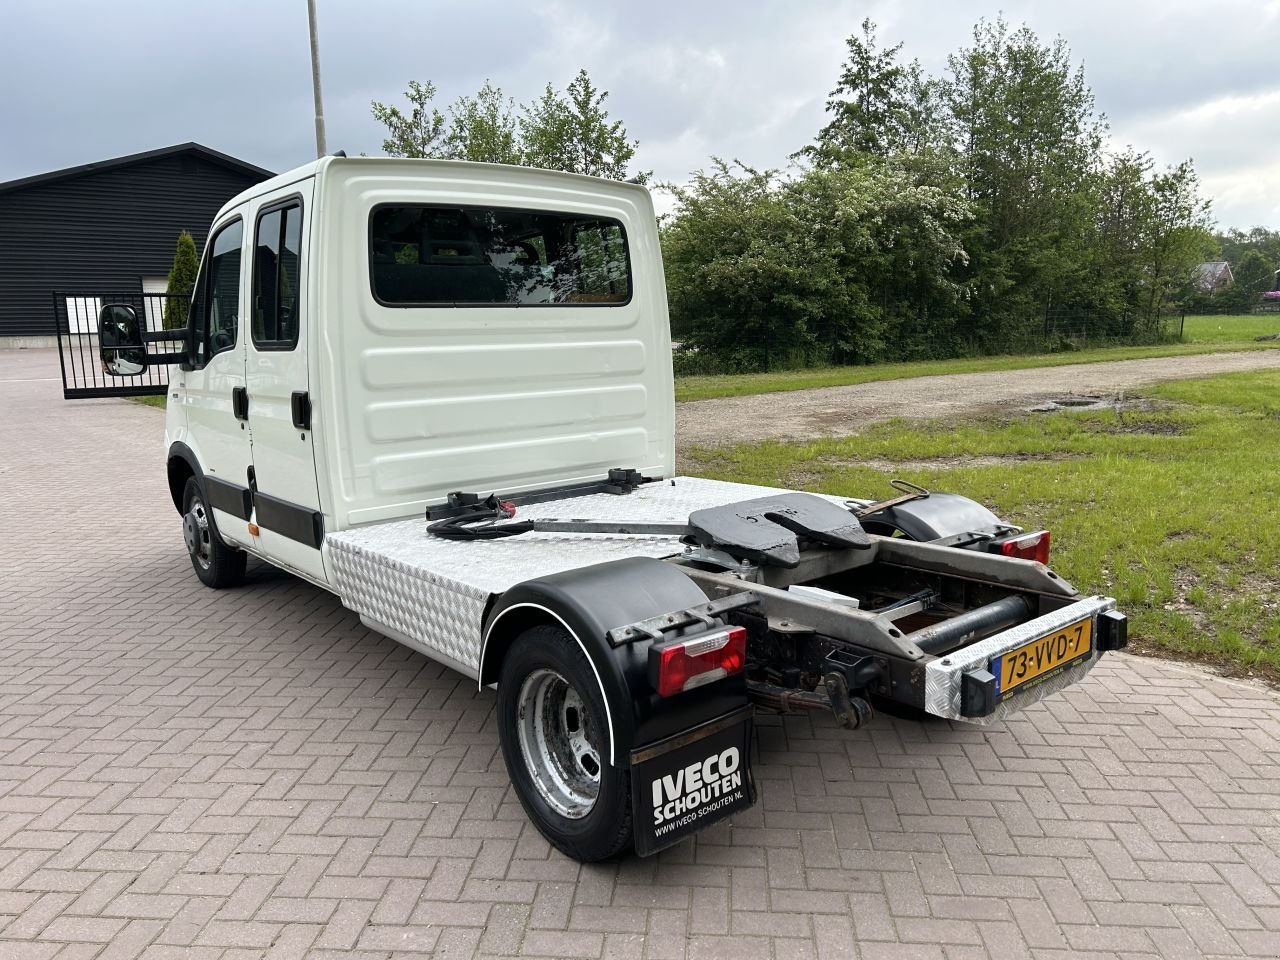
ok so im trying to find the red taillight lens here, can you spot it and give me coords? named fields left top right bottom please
left=999, top=530, right=1051, bottom=565
left=649, top=626, right=747, bottom=698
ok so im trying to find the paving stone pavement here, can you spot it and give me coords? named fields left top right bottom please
left=1, top=347, right=1279, bottom=960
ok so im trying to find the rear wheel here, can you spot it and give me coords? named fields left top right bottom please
left=497, top=625, right=632, bottom=861
left=182, top=476, right=247, bottom=589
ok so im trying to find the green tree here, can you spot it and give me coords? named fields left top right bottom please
left=371, top=80, right=447, bottom=158
left=1086, top=151, right=1216, bottom=331
left=670, top=14, right=1224, bottom=372
left=943, top=18, right=1106, bottom=345
left=1216, top=227, right=1280, bottom=270
left=1086, top=149, right=1155, bottom=333
left=662, top=159, right=970, bottom=372
left=371, top=71, right=643, bottom=180
left=1139, top=160, right=1215, bottom=324
left=807, top=19, right=910, bottom=162
left=1234, top=249, right=1277, bottom=297
left=521, top=70, right=643, bottom=180
left=443, top=80, right=521, bottom=164
left=662, top=162, right=814, bottom=370
left=163, top=230, right=199, bottom=330
left=1212, top=248, right=1274, bottom=312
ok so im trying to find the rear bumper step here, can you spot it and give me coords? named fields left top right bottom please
left=924, top=595, right=1123, bottom=723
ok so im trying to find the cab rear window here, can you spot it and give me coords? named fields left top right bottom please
left=369, top=205, right=631, bottom=306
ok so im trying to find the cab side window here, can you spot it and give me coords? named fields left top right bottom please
left=253, top=202, right=303, bottom=349
left=191, top=219, right=244, bottom=367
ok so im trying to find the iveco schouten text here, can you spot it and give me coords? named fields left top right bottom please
left=84, top=156, right=1128, bottom=861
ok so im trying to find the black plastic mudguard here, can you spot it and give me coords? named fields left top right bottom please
left=631, top=706, right=755, bottom=856
left=480, top=557, right=749, bottom=766
left=867, top=493, right=1004, bottom=541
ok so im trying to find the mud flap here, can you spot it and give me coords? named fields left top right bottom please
left=630, top=706, right=756, bottom=856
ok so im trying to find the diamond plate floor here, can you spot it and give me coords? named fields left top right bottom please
left=1, top=348, right=1278, bottom=960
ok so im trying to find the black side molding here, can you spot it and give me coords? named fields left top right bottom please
left=204, top=476, right=252, bottom=520
left=254, top=491, right=324, bottom=549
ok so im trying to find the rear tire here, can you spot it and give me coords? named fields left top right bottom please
left=181, top=476, right=247, bottom=589
left=497, top=625, right=632, bottom=861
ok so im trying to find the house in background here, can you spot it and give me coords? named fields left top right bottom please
left=0, top=143, right=272, bottom=346
left=1193, top=260, right=1235, bottom=295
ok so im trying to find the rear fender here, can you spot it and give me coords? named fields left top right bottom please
left=866, top=492, right=1005, bottom=542
left=479, top=557, right=744, bottom=766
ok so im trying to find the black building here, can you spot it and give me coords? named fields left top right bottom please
left=0, top=143, right=272, bottom=342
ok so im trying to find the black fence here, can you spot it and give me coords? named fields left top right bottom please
left=1037, top=307, right=1185, bottom=348
left=1188, top=299, right=1280, bottom=315
left=54, top=292, right=191, bottom=399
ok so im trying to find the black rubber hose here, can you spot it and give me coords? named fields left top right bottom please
left=427, top=513, right=534, bottom=541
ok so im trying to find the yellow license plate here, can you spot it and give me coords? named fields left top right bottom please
left=993, top=618, right=1093, bottom=697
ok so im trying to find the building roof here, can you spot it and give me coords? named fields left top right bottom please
left=1194, top=260, right=1234, bottom=291
left=0, top=143, right=274, bottom=196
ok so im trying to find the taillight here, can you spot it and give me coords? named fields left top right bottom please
left=998, top=530, right=1051, bottom=565
left=648, top=626, right=747, bottom=697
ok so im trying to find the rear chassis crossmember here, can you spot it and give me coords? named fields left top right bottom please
left=628, top=535, right=1127, bottom=726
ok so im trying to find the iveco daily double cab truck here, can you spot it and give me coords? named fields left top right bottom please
left=91, top=156, right=1127, bottom=861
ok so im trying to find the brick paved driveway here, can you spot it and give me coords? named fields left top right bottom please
left=1, top=348, right=1279, bottom=960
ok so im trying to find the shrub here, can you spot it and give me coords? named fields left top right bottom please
left=163, top=231, right=199, bottom=330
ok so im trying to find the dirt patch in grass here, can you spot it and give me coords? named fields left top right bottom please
left=1144, top=567, right=1280, bottom=687
left=1093, top=419, right=1185, bottom=436
left=1240, top=573, right=1280, bottom=622
left=1162, top=566, right=1280, bottom=627
left=1163, top=567, right=1212, bottom=633
left=821, top=452, right=1089, bottom=473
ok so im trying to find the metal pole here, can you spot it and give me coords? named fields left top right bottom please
left=306, top=0, right=327, bottom=157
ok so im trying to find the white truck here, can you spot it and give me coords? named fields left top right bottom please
left=91, top=156, right=1127, bottom=861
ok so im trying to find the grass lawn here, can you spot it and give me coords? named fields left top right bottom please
left=1181, top=312, right=1280, bottom=342
left=675, top=314, right=1280, bottom=402
left=132, top=395, right=166, bottom=408
left=685, top=369, right=1280, bottom=681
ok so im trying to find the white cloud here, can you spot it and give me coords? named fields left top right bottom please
left=1118, top=87, right=1280, bottom=228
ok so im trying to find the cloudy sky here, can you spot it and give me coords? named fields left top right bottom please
left=2, top=0, right=1277, bottom=230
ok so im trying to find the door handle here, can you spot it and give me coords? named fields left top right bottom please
left=232, top=386, right=248, bottom=421
left=291, top=391, right=311, bottom=430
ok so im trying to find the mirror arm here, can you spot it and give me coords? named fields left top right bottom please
left=143, top=328, right=190, bottom=344
left=147, top=350, right=191, bottom=365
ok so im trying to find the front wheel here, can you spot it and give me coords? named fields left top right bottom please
left=497, top=625, right=632, bottom=861
left=182, top=476, right=247, bottom=589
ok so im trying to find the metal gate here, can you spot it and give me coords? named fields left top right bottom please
left=53, top=291, right=191, bottom=399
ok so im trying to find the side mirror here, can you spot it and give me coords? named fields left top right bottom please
left=98, top=304, right=148, bottom=376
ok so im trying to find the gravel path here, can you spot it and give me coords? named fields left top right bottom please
left=677, top=349, right=1280, bottom=450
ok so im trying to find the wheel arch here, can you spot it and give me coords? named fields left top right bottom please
left=483, top=601, right=618, bottom=763
left=167, top=441, right=203, bottom=514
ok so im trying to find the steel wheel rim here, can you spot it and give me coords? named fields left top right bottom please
left=186, top=497, right=213, bottom=571
left=516, top=668, right=601, bottom=819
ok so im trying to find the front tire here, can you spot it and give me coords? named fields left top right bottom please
left=181, top=476, right=247, bottom=589
left=497, top=625, right=632, bottom=861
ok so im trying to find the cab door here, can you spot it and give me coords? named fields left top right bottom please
left=244, top=185, right=327, bottom=583
left=179, top=216, right=255, bottom=548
